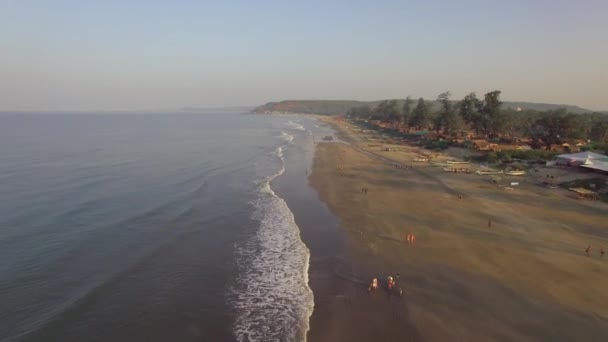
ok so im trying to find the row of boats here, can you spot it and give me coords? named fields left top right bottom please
left=476, top=169, right=526, bottom=176
left=423, top=160, right=526, bottom=176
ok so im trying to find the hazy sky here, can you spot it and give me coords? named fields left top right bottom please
left=1, top=0, right=607, bottom=111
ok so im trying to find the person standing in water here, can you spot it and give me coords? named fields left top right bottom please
left=368, top=278, right=379, bottom=292
left=387, top=276, right=395, bottom=290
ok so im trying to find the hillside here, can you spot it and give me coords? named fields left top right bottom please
left=253, top=99, right=594, bottom=115
left=252, top=100, right=371, bottom=115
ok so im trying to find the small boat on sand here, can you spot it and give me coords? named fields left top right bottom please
left=505, top=170, right=526, bottom=176
left=443, top=167, right=471, bottom=173
left=446, top=160, right=469, bottom=165
left=413, top=158, right=428, bottom=162
left=476, top=169, right=503, bottom=175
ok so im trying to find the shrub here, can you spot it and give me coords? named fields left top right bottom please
left=420, top=140, right=450, bottom=150
left=475, top=149, right=559, bottom=164
left=487, top=152, right=498, bottom=163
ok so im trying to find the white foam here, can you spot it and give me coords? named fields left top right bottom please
left=230, top=141, right=314, bottom=342
left=279, top=131, right=294, bottom=143
left=286, top=120, right=306, bottom=131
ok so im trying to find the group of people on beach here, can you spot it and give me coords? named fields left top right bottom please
left=368, top=273, right=404, bottom=297
left=586, top=245, right=605, bottom=257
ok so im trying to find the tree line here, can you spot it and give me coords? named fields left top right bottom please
left=347, top=91, right=608, bottom=147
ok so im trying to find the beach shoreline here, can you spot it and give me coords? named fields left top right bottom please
left=303, top=116, right=608, bottom=341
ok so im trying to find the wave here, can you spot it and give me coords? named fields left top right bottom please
left=229, top=141, right=314, bottom=341
left=286, top=120, right=306, bottom=131
left=279, top=131, right=294, bottom=143
left=11, top=204, right=239, bottom=342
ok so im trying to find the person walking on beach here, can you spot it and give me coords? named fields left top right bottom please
left=586, top=245, right=591, bottom=257
left=488, top=219, right=492, bottom=228
left=601, top=247, right=605, bottom=257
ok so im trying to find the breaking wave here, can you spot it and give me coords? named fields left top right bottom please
left=229, top=136, right=314, bottom=341
left=286, top=120, right=306, bottom=131
left=279, top=131, right=294, bottom=143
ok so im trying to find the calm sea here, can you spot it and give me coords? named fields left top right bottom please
left=0, top=112, right=333, bottom=342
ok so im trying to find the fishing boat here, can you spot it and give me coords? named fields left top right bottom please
left=475, top=169, right=503, bottom=175
left=505, top=170, right=526, bottom=176
left=446, top=160, right=469, bottom=165
left=444, top=167, right=471, bottom=173
left=413, top=158, right=428, bottom=162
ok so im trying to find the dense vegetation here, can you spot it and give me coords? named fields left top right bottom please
left=347, top=91, right=608, bottom=154
left=253, top=99, right=593, bottom=115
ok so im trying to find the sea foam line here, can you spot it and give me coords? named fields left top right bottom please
left=230, top=136, right=314, bottom=342
left=286, top=120, right=306, bottom=131
left=279, top=131, right=294, bottom=143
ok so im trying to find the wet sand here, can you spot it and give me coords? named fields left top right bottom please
left=306, top=117, right=608, bottom=341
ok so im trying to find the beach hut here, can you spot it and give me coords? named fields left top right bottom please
left=555, top=151, right=608, bottom=172
left=469, top=139, right=491, bottom=151
left=552, top=151, right=608, bottom=177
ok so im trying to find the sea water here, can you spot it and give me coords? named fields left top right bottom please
left=0, top=112, right=332, bottom=342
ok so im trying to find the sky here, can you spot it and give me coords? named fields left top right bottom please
left=1, top=0, right=607, bottom=111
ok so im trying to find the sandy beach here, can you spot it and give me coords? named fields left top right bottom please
left=306, top=117, right=608, bottom=341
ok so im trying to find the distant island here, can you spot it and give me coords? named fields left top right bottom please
left=253, top=99, right=595, bottom=115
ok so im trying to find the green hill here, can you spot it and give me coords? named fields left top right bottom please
left=252, top=100, right=371, bottom=115
left=253, top=99, right=594, bottom=115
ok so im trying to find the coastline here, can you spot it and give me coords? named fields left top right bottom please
left=273, top=117, right=422, bottom=341
left=304, top=117, right=608, bottom=341
left=271, top=118, right=346, bottom=341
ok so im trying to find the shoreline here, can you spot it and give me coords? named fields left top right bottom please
left=304, top=116, right=608, bottom=341
left=270, top=118, right=347, bottom=342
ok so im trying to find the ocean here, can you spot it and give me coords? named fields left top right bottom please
left=0, top=112, right=335, bottom=342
